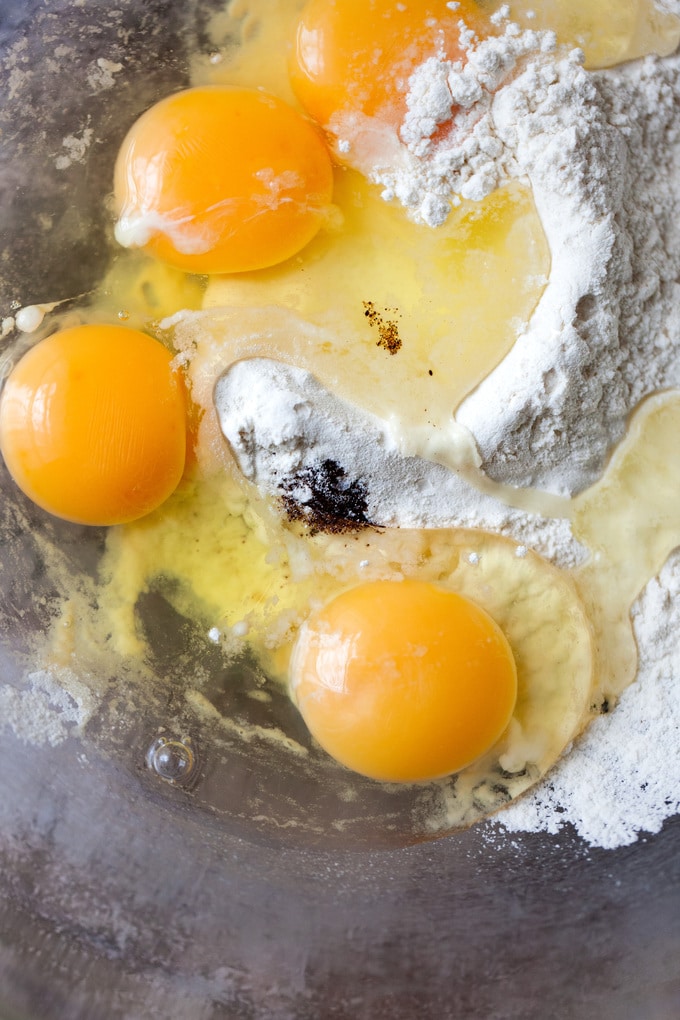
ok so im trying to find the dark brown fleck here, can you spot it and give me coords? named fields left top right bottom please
left=363, top=300, right=402, bottom=354
left=279, top=459, right=374, bottom=535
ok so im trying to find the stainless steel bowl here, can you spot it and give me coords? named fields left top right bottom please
left=0, top=2, right=678, bottom=1017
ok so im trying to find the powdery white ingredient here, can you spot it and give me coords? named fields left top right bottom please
left=55, top=127, right=94, bottom=170
left=370, top=21, right=558, bottom=220
left=0, top=668, right=96, bottom=747
left=217, top=358, right=510, bottom=525
left=456, top=52, right=680, bottom=496
left=215, top=357, right=584, bottom=569
left=368, top=20, right=680, bottom=497
left=86, top=57, right=123, bottom=92
left=498, top=548, right=680, bottom=849
left=657, top=0, right=680, bottom=15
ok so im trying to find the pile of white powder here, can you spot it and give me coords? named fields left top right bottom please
left=498, top=548, right=680, bottom=848
left=213, top=5, right=680, bottom=849
left=375, top=8, right=680, bottom=497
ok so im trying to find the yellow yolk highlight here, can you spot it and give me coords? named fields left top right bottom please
left=290, top=579, right=518, bottom=783
left=290, top=0, right=488, bottom=133
left=0, top=325, right=186, bottom=526
left=113, top=86, right=334, bottom=275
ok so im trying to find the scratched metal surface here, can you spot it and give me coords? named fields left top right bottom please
left=0, top=2, right=678, bottom=1018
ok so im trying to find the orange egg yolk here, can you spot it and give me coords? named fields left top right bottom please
left=290, top=579, right=517, bottom=783
left=0, top=324, right=186, bottom=526
left=113, top=86, right=334, bottom=275
left=289, top=0, right=488, bottom=133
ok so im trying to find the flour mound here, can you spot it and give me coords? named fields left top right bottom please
left=498, top=549, right=680, bottom=849
left=360, top=20, right=680, bottom=496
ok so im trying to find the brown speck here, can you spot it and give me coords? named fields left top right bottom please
left=362, top=300, right=402, bottom=354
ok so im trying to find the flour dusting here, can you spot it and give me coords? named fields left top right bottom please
left=0, top=668, right=96, bottom=747
left=498, top=549, right=680, bottom=849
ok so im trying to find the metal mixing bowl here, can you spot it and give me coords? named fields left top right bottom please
left=0, top=2, right=678, bottom=1016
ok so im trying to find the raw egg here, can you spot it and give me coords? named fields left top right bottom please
left=289, top=0, right=487, bottom=134
left=113, top=86, right=334, bottom=274
left=272, top=525, right=592, bottom=805
left=0, top=324, right=186, bottom=526
left=94, top=496, right=594, bottom=824
left=290, top=579, right=518, bottom=782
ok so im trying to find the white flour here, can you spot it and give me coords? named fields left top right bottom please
left=498, top=549, right=680, bottom=849
left=364, top=14, right=680, bottom=497
left=0, top=668, right=96, bottom=748
left=394, top=15, right=680, bottom=848
left=214, top=9, right=680, bottom=849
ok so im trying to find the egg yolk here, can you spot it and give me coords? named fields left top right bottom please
left=113, top=86, right=334, bottom=275
left=290, top=579, right=517, bottom=782
left=0, top=324, right=186, bottom=526
left=289, top=0, right=488, bottom=133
